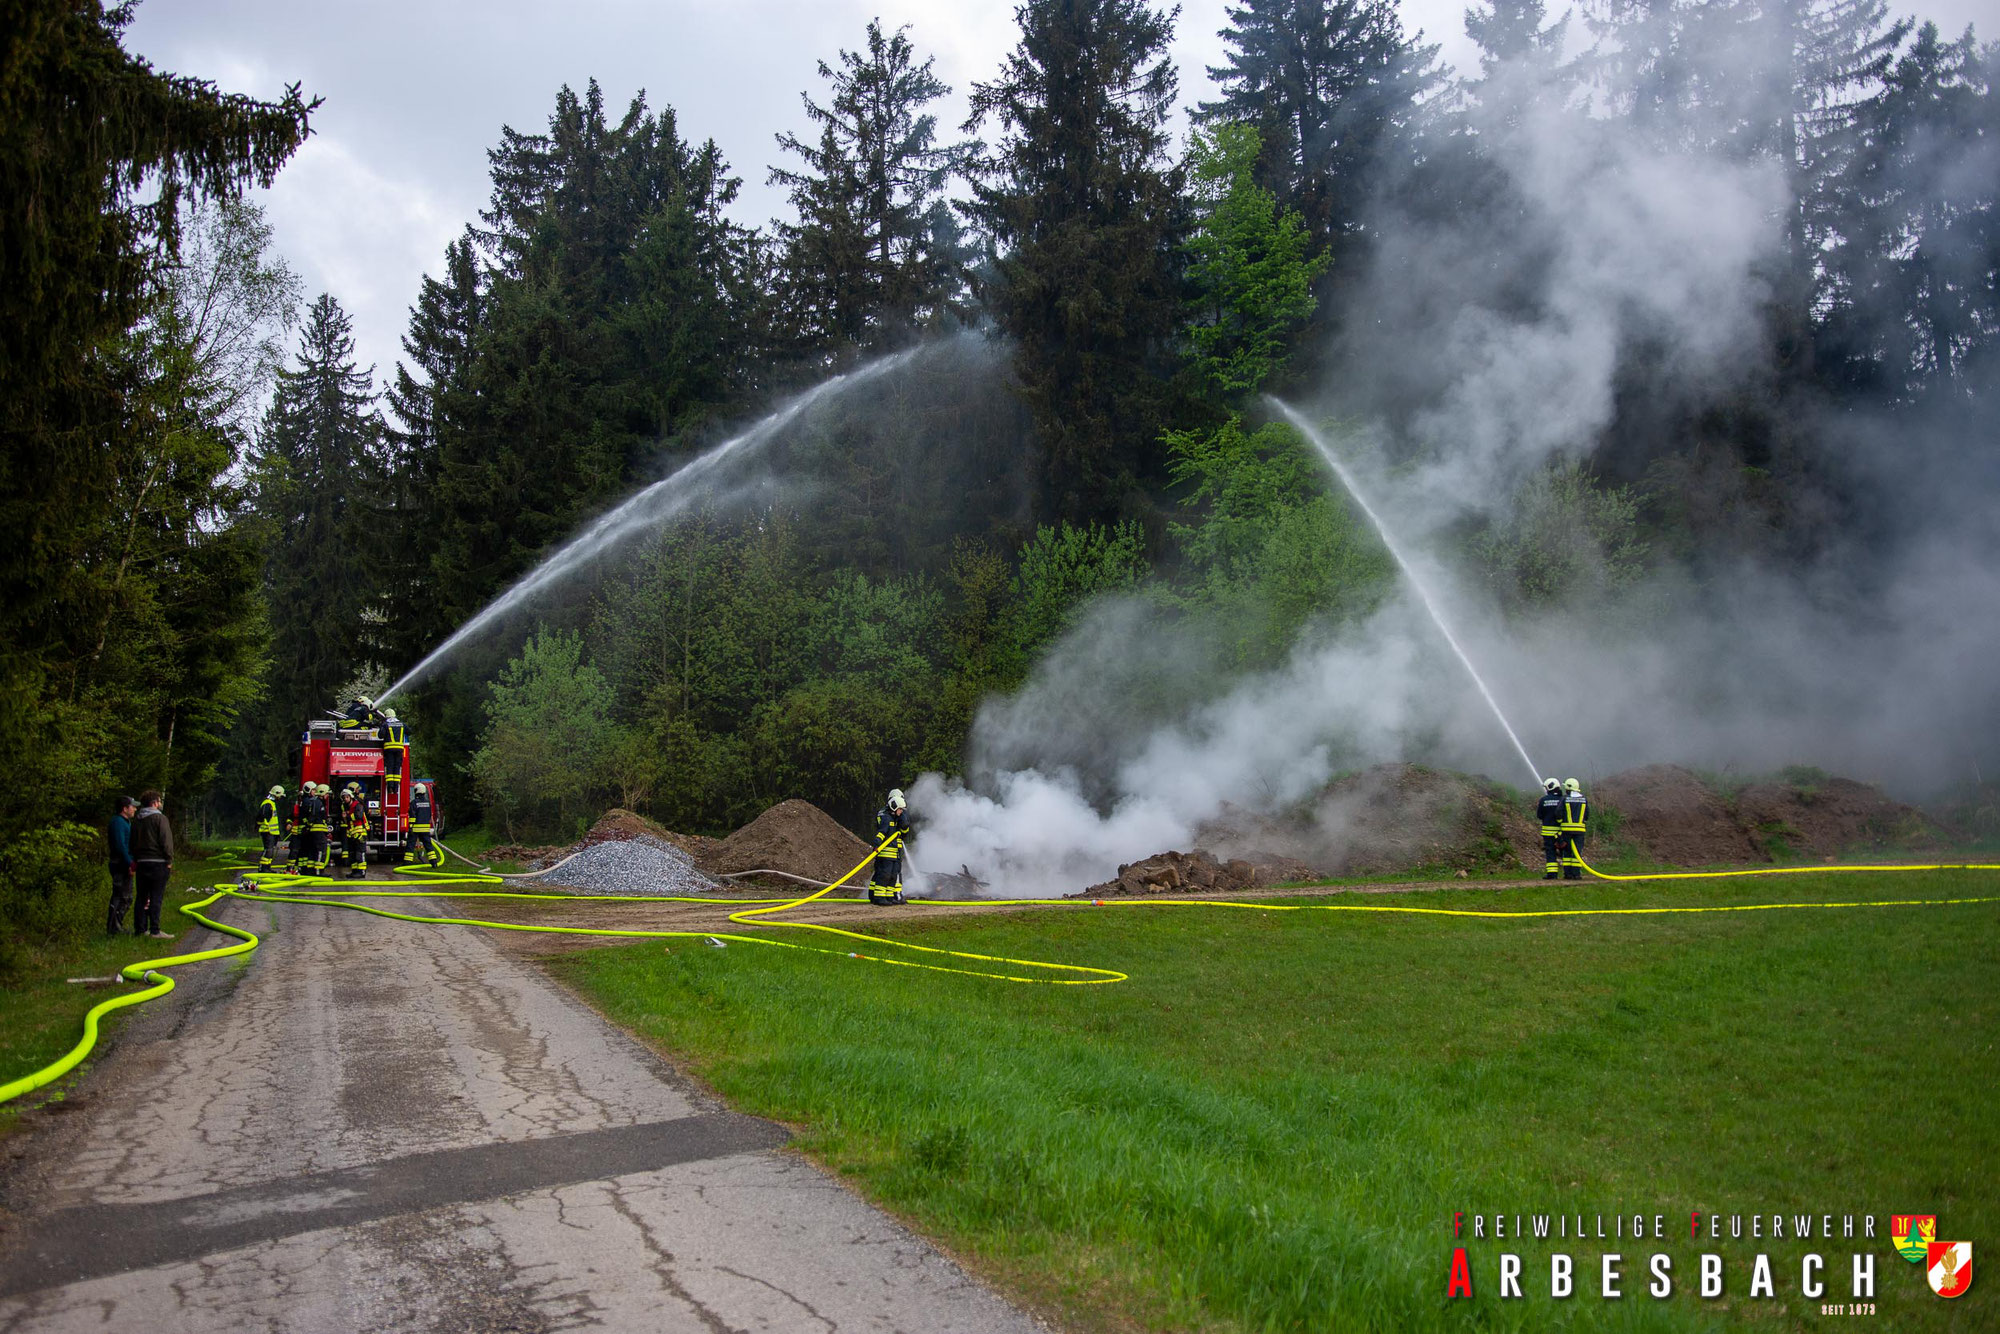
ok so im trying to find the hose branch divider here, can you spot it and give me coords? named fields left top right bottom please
left=5, top=838, right=1997, bottom=1108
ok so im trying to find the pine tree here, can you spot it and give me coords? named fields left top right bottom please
left=431, top=83, right=756, bottom=635
left=1464, top=0, right=1574, bottom=128
left=771, top=20, right=974, bottom=353
left=383, top=233, right=483, bottom=670
left=965, top=0, right=1188, bottom=522
left=249, top=294, right=386, bottom=756
left=1827, top=23, right=1997, bottom=397
left=1200, top=0, right=1443, bottom=270
left=0, top=0, right=311, bottom=958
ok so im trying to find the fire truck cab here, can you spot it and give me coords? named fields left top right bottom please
left=294, top=700, right=434, bottom=862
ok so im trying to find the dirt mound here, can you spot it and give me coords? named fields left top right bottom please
left=1594, top=766, right=1761, bottom=865
left=707, top=799, right=873, bottom=885
left=1195, top=764, right=1539, bottom=878
left=1080, top=848, right=1316, bottom=897
left=1733, top=774, right=1940, bottom=859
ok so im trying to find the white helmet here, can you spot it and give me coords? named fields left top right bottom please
left=887, top=788, right=906, bottom=812
left=1564, top=778, right=1581, bottom=793
left=1543, top=778, right=1560, bottom=793
left=270, top=784, right=285, bottom=798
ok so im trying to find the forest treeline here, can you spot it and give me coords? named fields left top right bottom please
left=3, top=0, right=1995, bottom=952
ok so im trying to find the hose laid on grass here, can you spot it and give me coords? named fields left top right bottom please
left=0, top=889, right=259, bottom=1107
left=6, top=839, right=1998, bottom=1109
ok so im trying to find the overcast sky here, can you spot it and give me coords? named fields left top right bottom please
left=125, top=0, right=1990, bottom=389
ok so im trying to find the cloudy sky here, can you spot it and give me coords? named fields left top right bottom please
left=125, top=0, right=1988, bottom=387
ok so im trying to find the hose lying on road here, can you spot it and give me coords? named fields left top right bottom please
left=5, top=840, right=1997, bottom=1108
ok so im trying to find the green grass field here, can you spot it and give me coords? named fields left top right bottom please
left=557, top=872, right=1999, bottom=1332
left=0, top=841, right=260, bottom=1120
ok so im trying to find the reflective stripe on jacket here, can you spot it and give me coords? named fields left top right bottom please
left=1560, top=793, right=1588, bottom=833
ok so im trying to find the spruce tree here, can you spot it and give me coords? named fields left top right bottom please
left=965, top=0, right=1187, bottom=522
left=1827, top=22, right=1996, bottom=397
left=431, top=83, right=756, bottom=636
left=249, top=294, right=386, bottom=756
left=0, top=0, right=311, bottom=955
left=1201, top=0, right=1443, bottom=267
left=771, top=20, right=974, bottom=353
left=383, top=233, right=483, bottom=670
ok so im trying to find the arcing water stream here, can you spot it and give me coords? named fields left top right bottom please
left=1268, top=398, right=1545, bottom=787
left=378, top=349, right=918, bottom=705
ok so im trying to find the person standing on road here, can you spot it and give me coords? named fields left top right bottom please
left=257, top=785, right=284, bottom=872
left=1560, top=778, right=1589, bottom=880
left=868, top=788, right=910, bottom=906
left=107, top=796, right=137, bottom=934
left=129, top=791, right=174, bottom=939
left=1536, top=779, right=1565, bottom=880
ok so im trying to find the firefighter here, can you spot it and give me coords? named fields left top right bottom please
left=257, top=785, right=285, bottom=872
left=307, top=783, right=334, bottom=875
left=340, top=782, right=370, bottom=879
left=1536, top=778, right=1565, bottom=879
left=286, top=785, right=309, bottom=873
left=868, top=788, right=910, bottom=906
left=1560, top=778, right=1589, bottom=879
left=382, top=710, right=407, bottom=801
left=405, top=781, right=442, bottom=867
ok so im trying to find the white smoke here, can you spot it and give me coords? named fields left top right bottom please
left=908, top=36, right=1999, bottom=896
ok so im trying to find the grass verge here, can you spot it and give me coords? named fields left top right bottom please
left=0, top=842, right=259, bottom=1121
left=556, top=871, right=1999, bottom=1332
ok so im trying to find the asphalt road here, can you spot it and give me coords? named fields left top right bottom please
left=0, top=893, right=1049, bottom=1334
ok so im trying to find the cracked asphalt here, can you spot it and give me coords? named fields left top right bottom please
left=0, top=894, right=1050, bottom=1333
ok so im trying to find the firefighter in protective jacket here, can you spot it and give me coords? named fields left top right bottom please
left=1560, top=779, right=1589, bottom=879
left=1535, top=779, right=1565, bottom=879
left=340, top=782, right=369, bottom=879
left=869, top=789, right=910, bottom=905
left=286, top=787, right=309, bottom=873
left=257, top=785, right=284, bottom=871
left=406, top=782, right=442, bottom=867
left=307, top=783, right=334, bottom=874
left=382, top=711, right=407, bottom=799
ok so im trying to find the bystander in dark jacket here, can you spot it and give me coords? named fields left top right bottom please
left=129, top=791, right=175, bottom=938
left=106, top=797, right=137, bottom=935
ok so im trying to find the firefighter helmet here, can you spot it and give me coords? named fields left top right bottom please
left=887, top=788, right=906, bottom=813
left=383, top=709, right=398, bottom=722
left=1564, top=778, right=1581, bottom=792
left=269, top=784, right=285, bottom=798
left=1543, top=778, right=1560, bottom=793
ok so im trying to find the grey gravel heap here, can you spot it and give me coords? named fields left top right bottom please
left=534, top=835, right=722, bottom=897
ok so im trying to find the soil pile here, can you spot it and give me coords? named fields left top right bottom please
left=1593, top=766, right=1760, bottom=865
left=1081, top=848, right=1318, bottom=898
left=707, top=799, right=874, bottom=885
left=1724, top=774, right=1938, bottom=860
left=1196, top=764, right=1540, bottom=879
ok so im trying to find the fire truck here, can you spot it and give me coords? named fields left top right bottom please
left=293, top=700, right=436, bottom=862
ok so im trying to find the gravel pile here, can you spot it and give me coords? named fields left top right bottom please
left=535, top=835, right=722, bottom=897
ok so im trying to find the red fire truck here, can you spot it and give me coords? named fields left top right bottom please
left=293, top=701, right=436, bottom=862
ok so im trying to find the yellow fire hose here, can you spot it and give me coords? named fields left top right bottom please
left=4, top=837, right=1997, bottom=1108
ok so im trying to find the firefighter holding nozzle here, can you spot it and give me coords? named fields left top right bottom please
left=869, top=788, right=910, bottom=906
left=1559, top=778, right=1589, bottom=879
